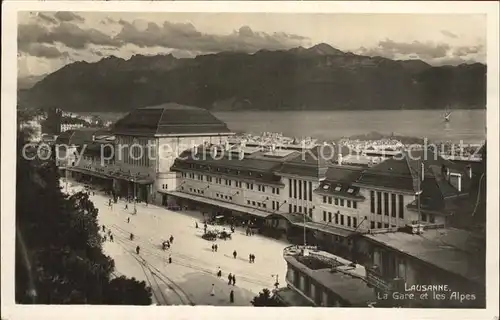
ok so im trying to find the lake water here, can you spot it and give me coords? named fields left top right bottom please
left=214, top=110, right=487, bottom=143
left=91, top=109, right=486, bottom=144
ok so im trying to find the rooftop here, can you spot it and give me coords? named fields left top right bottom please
left=112, top=103, right=232, bottom=136
left=284, top=247, right=374, bottom=306
left=55, top=128, right=111, bottom=146
left=363, top=228, right=485, bottom=286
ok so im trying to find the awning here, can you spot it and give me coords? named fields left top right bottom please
left=66, top=167, right=111, bottom=180
left=297, top=221, right=354, bottom=238
left=166, top=191, right=271, bottom=218
left=266, top=212, right=313, bottom=224
left=107, top=172, right=154, bottom=184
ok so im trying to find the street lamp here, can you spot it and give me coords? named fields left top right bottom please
left=132, top=177, right=137, bottom=214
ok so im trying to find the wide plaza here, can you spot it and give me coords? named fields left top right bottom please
left=64, top=179, right=288, bottom=306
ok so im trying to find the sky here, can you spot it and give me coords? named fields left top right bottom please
left=17, top=11, right=487, bottom=77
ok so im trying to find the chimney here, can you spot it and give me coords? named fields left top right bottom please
left=466, top=165, right=472, bottom=179
left=448, top=173, right=462, bottom=192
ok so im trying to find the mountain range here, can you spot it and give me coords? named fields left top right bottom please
left=18, top=43, right=487, bottom=112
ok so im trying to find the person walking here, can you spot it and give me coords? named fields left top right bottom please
left=127, top=217, right=130, bottom=223
left=125, top=203, right=128, bottom=210
left=211, top=244, right=215, bottom=252
left=168, top=254, right=172, bottom=264
left=231, top=274, right=236, bottom=286
left=103, top=235, right=107, bottom=242
left=110, top=234, right=114, bottom=242
left=210, top=284, right=215, bottom=297
left=169, top=235, right=174, bottom=244
left=217, top=267, right=222, bottom=278
left=102, top=225, right=106, bottom=232
left=214, top=244, right=218, bottom=252
left=233, top=250, right=237, bottom=259
left=229, top=290, right=234, bottom=304
left=252, top=254, right=255, bottom=263
left=130, top=233, right=134, bottom=241
left=136, top=246, right=140, bottom=254
left=195, top=221, right=199, bottom=229
left=227, top=273, right=232, bottom=285
left=249, top=254, right=252, bottom=263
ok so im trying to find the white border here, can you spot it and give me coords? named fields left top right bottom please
left=2, top=1, right=499, bottom=320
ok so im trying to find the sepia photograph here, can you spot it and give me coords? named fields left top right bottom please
left=2, top=1, right=499, bottom=319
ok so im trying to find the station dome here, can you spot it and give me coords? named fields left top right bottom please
left=112, top=103, right=231, bottom=136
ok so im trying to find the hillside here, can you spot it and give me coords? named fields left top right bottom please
left=20, top=44, right=487, bottom=112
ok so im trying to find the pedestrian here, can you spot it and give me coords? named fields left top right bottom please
left=212, top=244, right=215, bottom=252
left=103, top=235, right=107, bottom=242
left=166, top=241, right=170, bottom=249
left=125, top=204, right=128, bottom=210
left=249, top=254, right=252, bottom=263
left=108, top=230, right=111, bottom=236
left=228, top=273, right=232, bottom=285
left=130, top=233, right=134, bottom=241
left=136, top=246, right=140, bottom=254
left=231, top=274, right=236, bottom=286
left=127, top=217, right=130, bottom=223
left=102, top=225, right=106, bottom=232
left=229, top=290, right=234, bottom=304
left=169, top=235, right=174, bottom=244
left=214, top=244, right=218, bottom=252
left=110, top=234, right=114, bottom=242
left=195, top=221, right=199, bottom=229
left=210, top=284, right=215, bottom=296
left=168, top=254, right=172, bottom=264
left=233, top=250, right=237, bottom=259
left=217, top=267, right=222, bottom=278
left=163, top=241, right=166, bottom=251
left=252, top=254, right=255, bottom=263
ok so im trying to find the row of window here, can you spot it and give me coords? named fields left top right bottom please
left=289, top=179, right=313, bottom=201
left=182, top=172, right=277, bottom=193
left=216, top=193, right=233, bottom=201
left=370, top=191, right=404, bottom=219
left=289, top=204, right=313, bottom=218
left=189, top=188, right=205, bottom=195
left=322, top=196, right=358, bottom=209
left=119, top=136, right=151, bottom=168
left=271, top=200, right=281, bottom=211
left=370, top=222, right=395, bottom=229
left=247, top=200, right=266, bottom=208
left=322, top=211, right=358, bottom=228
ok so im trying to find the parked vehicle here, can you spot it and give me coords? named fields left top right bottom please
left=219, top=230, right=232, bottom=240
left=202, top=230, right=218, bottom=241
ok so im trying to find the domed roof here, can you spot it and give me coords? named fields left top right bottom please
left=112, top=103, right=231, bottom=136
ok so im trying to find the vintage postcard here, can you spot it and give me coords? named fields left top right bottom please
left=1, top=1, right=499, bottom=320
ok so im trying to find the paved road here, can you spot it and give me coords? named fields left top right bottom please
left=64, top=180, right=288, bottom=306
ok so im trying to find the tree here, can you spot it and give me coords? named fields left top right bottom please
left=15, top=128, right=152, bottom=304
left=251, top=288, right=283, bottom=307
